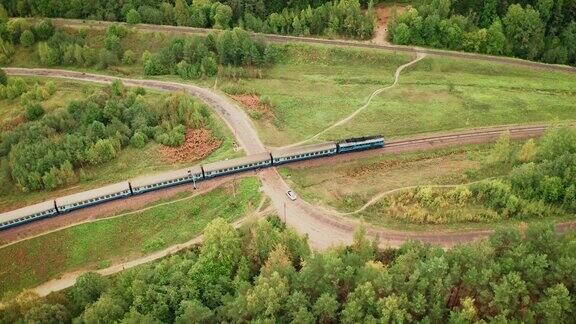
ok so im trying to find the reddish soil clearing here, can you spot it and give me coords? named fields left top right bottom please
left=373, top=4, right=407, bottom=44
left=160, top=128, right=222, bottom=163
left=231, top=94, right=273, bottom=119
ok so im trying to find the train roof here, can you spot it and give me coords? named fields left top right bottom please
left=0, top=200, right=56, bottom=224
left=130, top=166, right=203, bottom=188
left=271, top=142, right=337, bottom=159
left=55, top=182, right=131, bottom=207
left=203, top=152, right=271, bottom=172
left=339, top=135, right=383, bottom=144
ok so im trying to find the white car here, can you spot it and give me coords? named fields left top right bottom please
left=286, top=190, right=297, bottom=201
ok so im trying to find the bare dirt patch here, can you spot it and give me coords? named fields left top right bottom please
left=372, top=5, right=407, bottom=45
left=231, top=94, right=273, bottom=119
left=160, top=128, right=222, bottom=164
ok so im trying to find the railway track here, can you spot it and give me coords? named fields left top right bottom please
left=385, top=124, right=549, bottom=148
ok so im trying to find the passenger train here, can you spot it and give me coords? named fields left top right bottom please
left=0, top=136, right=384, bottom=230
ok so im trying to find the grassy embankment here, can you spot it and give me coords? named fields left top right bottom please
left=0, top=77, right=240, bottom=211
left=0, top=177, right=262, bottom=299
left=220, top=45, right=576, bottom=146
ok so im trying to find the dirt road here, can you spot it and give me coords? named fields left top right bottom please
left=47, top=18, right=576, bottom=73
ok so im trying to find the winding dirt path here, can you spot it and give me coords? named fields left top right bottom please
left=287, top=52, right=427, bottom=147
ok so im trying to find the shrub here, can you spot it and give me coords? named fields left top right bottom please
left=25, top=103, right=45, bottom=121
left=134, top=87, right=146, bottom=96
left=130, top=132, right=148, bottom=148
left=98, top=49, right=119, bottom=69
left=106, top=24, right=128, bottom=38
left=0, top=69, right=7, bottom=86
left=111, top=79, right=124, bottom=96
left=19, top=29, right=35, bottom=48
left=33, top=19, right=55, bottom=41
left=122, top=50, right=136, bottom=65
left=126, top=9, right=141, bottom=24
left=0, top=38, right=15, bottom=65
left=37, top=42, right=59, bottom=66
left=156, top=125, right=186, bottom=147
left=6, top=18, right=25, bottom=43
left=86, top=139, right=118, bottom=165
left=143, top=54, right=167, bottom=75
left=5, top=78, right=28, bottom=99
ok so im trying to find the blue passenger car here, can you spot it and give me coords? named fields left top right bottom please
left=203, top=152, right=273, bottom=178
left=55, top=182, right=132, bottom=213
left=337, top=136, right=385, bottom=153
left=0, top=201, right=59, bottom=230
left=271, top=142, right=337, bottom=165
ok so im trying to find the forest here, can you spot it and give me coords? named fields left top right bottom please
left=0, top=0, right=377, bottom=39
left=0, top=78, right=213, bottom=192
left=0, top=217, right=573, bottom=323
left=388, top=0, right=576, bottom=66
left=0, top=18, right=279, bottom=78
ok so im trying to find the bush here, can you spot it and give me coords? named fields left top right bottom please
left=98, top=49, right=119, bottom=69
left=25, top=103, right=45, bottom=121
left=122, top=50, right=136, bottom=65
left=6, top=18, right=25, bottom=43
left=19, top=29, right=35, bottom=48
left=106, top=24, right=128, bottom=38
left=4, top=78, right=28, bottom=99
left=143, top=54, right=167, bottom=75
left=130, top=132, right=148, bottom=148
left=33, top=19, right=55, bottom=40
left=126, top=9, right=141, bottom=24
left=156, top=125, right=186, bottom=147
left=0, top=38, right=15, bottom=65
left=0, top=69, right=7, bottom=86
left=37, top=42, right=59, bottom=66
left=86, top=139, right=118, bottom=165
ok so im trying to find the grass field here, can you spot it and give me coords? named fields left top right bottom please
left=0, top=177, right=262, bottom=299
left=279, top=142, right=575, bottom=231
left=279, top=145, right=494, bottom=213
left=220, top=45, right=576, bottom=146
left=0, top=76, right=241, bottom=211
left=219, top=44, right=414, bottom=146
